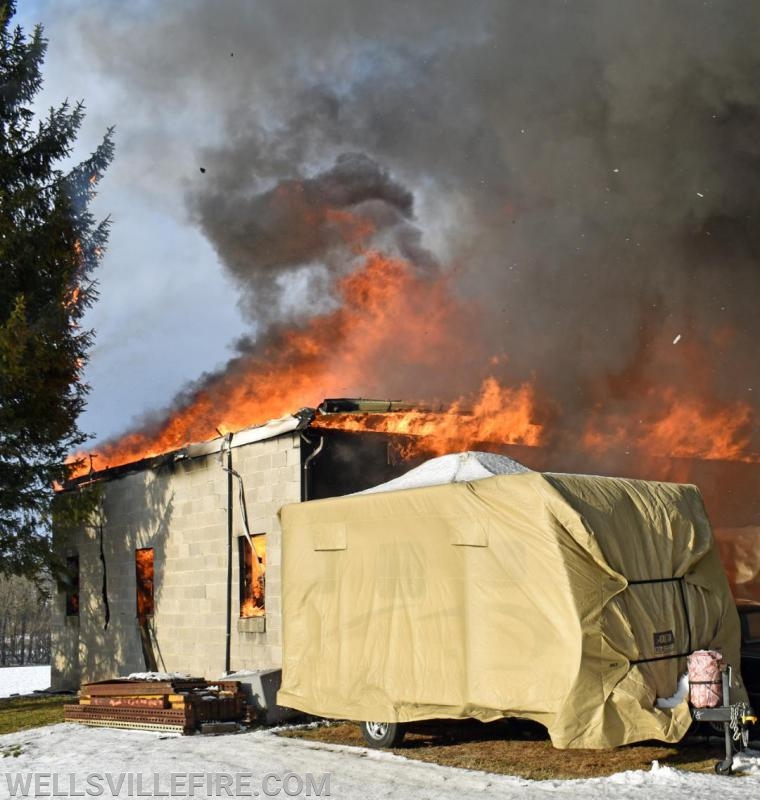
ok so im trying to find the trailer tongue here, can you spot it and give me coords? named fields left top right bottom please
left=691, top=666, right=756, bottom=775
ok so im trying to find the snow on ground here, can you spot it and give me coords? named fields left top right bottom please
left=1, top=724, right=760, bottom=799
left=0, top=666, right=50, bottom=699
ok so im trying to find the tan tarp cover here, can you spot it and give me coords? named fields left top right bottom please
left=277, top=471, right=745, bottom=748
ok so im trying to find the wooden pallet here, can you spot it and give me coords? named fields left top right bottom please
left=64, top=677, right=245, bottom=734
left=64, top=704, right=193, bottom=733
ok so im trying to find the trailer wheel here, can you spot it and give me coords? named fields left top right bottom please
left=715, top=759, right=733, bottom=776
left=360, top=721, right=406, bottom=748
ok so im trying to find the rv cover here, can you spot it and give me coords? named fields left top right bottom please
left=277, top=471, right=744, bottom=748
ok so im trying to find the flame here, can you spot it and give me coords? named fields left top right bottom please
left=135, top=548, right=155, bottom=620
left=240, top=535, right=266, bottom=618
left=314, top=376, right=544, bottom=457
left=240, top=598, right=265, bottom=618
left=581, top=332, right=759, bottom=464
left=70, top=250, right=486, bottom=475
left=63, top=236, right=760, bottom=601
left=583, top=389, right=758, bottom=462
left=67, top=245, right=759, bottom=481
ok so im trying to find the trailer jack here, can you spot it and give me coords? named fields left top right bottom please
left=691, top=666, right=757, bottom=775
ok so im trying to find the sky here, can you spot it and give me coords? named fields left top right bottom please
left=11, top=0, right=760, bottom=460
left=16, top=0, right=250, bottom=441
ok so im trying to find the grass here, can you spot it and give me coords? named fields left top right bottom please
left=278, top=719, right=737, bottom=780
left=0, top=695, right=67, bottom=736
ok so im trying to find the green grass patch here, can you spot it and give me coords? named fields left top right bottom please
left=0, top=695, right=67, bottom=736
left=279, top=720, right=736, bottom=780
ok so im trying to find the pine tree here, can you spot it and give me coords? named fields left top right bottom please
left=0, top=1, right=113, bottom=577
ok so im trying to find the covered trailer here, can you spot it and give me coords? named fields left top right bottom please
left=277, top=469, right=746, bottom=749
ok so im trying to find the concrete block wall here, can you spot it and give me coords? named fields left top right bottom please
left=228, top=432, right=302, bottom=671
left=51, top=432, right=302, bottom=689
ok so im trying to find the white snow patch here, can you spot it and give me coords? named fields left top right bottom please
left=0, top=665, right=50, bottom=698
left=732, top=747, right=760, bottom=774
left=673, top=334, right=682, bottom=344
left=358, top=451, right=530, bottom=495
left=1, top=724, right=760, bottom=799
left=222, top=670, right=259, bottom=678
left=656, top=673, right=689, bottom=709
left=123, top=672, right=193, bottom=681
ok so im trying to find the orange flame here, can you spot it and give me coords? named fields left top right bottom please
left=240, top=598, right=265, bottom=618
left=581, top=331, right=759, bottom=464
left=241, top=536, right=266, bottom=618
left=66, top=228, right=759, bottom=489
left=70, top=250, right=491, bottom=475
left=583, top=389, right=758, bottom=462
left=135, top=547, right=155, bottom=621
left=314, top=376, right=544, bottom=457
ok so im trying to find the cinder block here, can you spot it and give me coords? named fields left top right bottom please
left=277, top=434, right=294, bottom=452
left=254, top=454, right=273, bottom=472
left=265, top=629, right=281, bottom=647
left=204, top=583, right=227, bottom=602
left=265, top=597, right=281, bottom=616
left=256, top=485, right=273, bottom=503
left=181, top=584, right=206, bottom=600
left=264, top=614, right=281, bottom=633
left=285, top=447, right=301, bottom=467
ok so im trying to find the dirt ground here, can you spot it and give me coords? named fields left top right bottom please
left=278, top=718, right=742, bottom=780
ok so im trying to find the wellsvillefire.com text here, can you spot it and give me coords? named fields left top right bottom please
left=4, top=772, right=331, bottom=797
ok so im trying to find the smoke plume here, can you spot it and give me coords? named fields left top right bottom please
left=63, top=0, right=760, bottom=461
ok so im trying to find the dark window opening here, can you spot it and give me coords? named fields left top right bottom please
left=65, top=555, right=79, bottom=617
left=239, top=534, right=266, bottom=618
left=135, top=548, right=155, bottom=621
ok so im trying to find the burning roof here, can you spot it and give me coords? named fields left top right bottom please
left=66, top=400, right=437, bottom=484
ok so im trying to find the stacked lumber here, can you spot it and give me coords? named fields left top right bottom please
left=64, top=677, right=246, bottom=733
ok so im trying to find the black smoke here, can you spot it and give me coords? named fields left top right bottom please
left=69, top=0, right=760, bottom=453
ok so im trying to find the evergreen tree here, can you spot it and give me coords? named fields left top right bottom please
left=0, top=1, right=113, bottom=577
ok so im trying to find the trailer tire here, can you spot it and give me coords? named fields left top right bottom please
left=360, top=721, right=406, bottom=748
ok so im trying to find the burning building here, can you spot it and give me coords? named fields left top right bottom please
left=53, top=393, right=760, bottom=691
left=51, top=402, right=434, bottom=690
left=42, top=4, right=760, bottom=688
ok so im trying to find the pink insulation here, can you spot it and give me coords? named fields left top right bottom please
left=687, top=650, right=724, bottom=708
